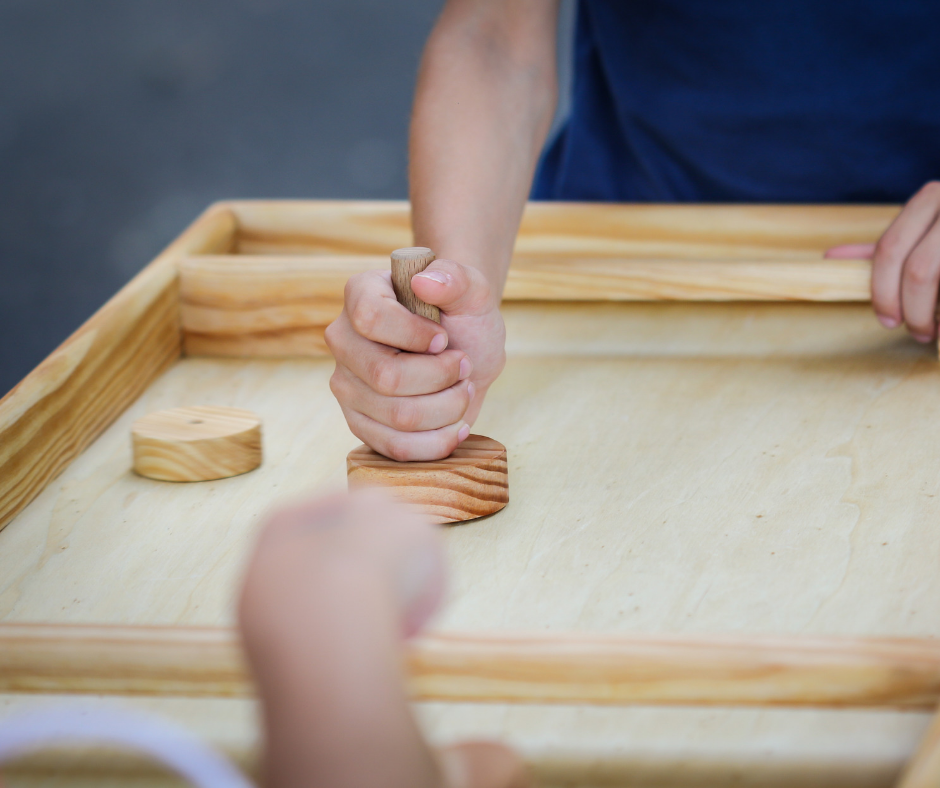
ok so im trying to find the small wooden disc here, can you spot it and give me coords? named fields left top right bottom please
left=346, top=435, right=508, bottom=524
left=132, top=406, right=262, bottom=482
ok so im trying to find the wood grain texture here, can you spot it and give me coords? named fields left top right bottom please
left=0, top=624, right=247, bottom=696
left=225, top=200, right=898, bottom=258
left=4, top=304, right=940, bottom=783
left=3, top=624, right=940, bottom=709
left=178, top=255, right=873, bottom=358
left=347, top=435, right=509, bottom=524
left=502, top=255, right=872, bottom=301
left=132, top=406, right=262, bottom=482
left=897, top=706, right=940, bottom=788
left=3, top=199, right=934, bottom=787
left=0, top=205, right=237, bottom=532
left=174, top=201, right=898, bottom=360
left=391, top=246, right=441, bottom=322
left=179, top=254, right=372, bottom=357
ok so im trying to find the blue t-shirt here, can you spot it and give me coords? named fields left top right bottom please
left=533, top=0, right=940, bottom=203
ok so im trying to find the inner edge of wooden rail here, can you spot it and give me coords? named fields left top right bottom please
left=180, top=253, right=875, bottom=303
left=177, top=252, right=876, bottom=359
left=2, top=624, right=940, bottom=709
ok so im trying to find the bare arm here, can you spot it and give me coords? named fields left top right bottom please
left=239, top=492, right=528, bottom=788
left=411, top=0, right=561, bottom=292
left=325, top=1, right=559, bottom=461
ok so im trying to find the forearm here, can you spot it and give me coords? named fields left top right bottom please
left=410, top=0, right=560, bottom=296
left=246, top=559, right=440, bottom=788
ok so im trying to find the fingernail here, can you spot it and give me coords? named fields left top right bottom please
left=428, top=333, right=447, bottom=354
left=877, top=315, right=900, bottom=329
left=458, top=357, right=472, bottom=380
left=467, top=381, right=476, bottom=400
left=415, top=270, right=450, bottom=285
left=457, top=423, right=471, bottom=443
left=912, top=332, right=934, bottom=344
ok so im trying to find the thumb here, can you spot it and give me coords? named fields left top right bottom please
left=824, top=243, right=876, bottom=259
left=411, top=259, right=496, bottom=317
left=438, top=742, right=531, bottom=788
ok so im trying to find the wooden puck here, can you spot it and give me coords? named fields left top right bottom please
left=132, top=406, right=262, bottom=482
left=346, top=435, right=508, bottom=524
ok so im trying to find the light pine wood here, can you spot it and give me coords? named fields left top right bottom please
left=179, top=254, right=368, bottom=357
left=132, top=406, right=262, bottom=482
left=225, top=200, right=897, bottom=258
left=182, top=253, right=874, bottom=303
left=177, top=203, right=895, bottom=359
left=0, top=205, right=237, bottom=533
left=3, top=300, right=936, bottom=784
left=347, top=435, right=509, bottom=524
left=3, top=624, right=940, bottom=710
left=391, top=246, right=441, bottom=322
left=178, top=254, right=875, bottom=357
left=896, top=706, right=940, bottom=788
left=0, top=624, right=247, bottom=696
left=3, top=202, right=937, bottom=787
left=502, top=255, right=872, bottom=301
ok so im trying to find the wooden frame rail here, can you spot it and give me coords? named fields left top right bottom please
left=178, top=254, right=874, bottom=357
left=177, top=200, right=895, bottom=356
left=2, top=624, right=940, bottom=709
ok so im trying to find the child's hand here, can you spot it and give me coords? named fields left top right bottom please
left=326, top=259, right=506, bottom=462
left=238, top=491, right=528, bottom=788
left=826, top=181, right=940, bottom=343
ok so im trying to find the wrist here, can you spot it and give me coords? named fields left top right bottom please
left=412, top=239, right=509, bottom=301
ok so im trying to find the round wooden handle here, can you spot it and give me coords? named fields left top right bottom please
left=391, top=247, right=441, bottom=324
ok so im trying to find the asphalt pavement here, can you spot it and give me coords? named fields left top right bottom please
left=0, top=0, right=442, bottom=395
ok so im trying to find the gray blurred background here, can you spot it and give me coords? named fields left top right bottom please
left=0, top=0, right=574, bottom=397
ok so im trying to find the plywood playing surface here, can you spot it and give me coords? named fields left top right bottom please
left=2, top=300, right=939, bottom=785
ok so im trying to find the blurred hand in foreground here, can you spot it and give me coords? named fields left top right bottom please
left=238, top=490, right=528, bottom=788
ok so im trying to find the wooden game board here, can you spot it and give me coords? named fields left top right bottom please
left=2, top=201, right=939, bottom=787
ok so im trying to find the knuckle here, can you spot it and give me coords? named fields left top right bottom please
left=349, top=298, right=381, bottom=336
left=874, top=234, right=903, bottom=264
left=405, top=323, right=428, bottom=350
left=343, top=272, right=368, bottom=301
left=323, top=319, right=340, bottom=352
left=328, top=368, right=345, bottom=398
left=371, top=357, right=402, bottom=396
left=383, top=437, right=414, bottom=463
left=905, top=256, right=937, bottom=288
left=918, top=181, right=940, bottom=201
left=389, top=398, right=422, bottom=432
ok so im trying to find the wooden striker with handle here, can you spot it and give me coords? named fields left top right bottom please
left=345, top=247, right=509, bottom=525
